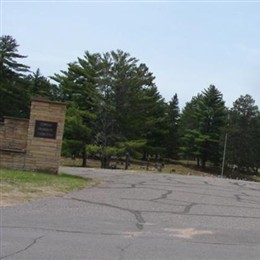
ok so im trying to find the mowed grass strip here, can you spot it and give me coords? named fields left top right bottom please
left=0, top=168, right=95, bottom=206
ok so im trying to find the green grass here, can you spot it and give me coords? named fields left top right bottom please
left=0, top=168, right=95, bottom=205
left=253, top=176, right=260, bottom=182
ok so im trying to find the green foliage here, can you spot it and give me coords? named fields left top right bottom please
left=3, top=35, right=260, bottom=176
left=227, top=95, right=260, bottom=173
left=165, top=93, right=180, bottom=159
left=54, top=49, right=166, bottom=168
left=52, top=52, right=100, bottom=166
left=0, top=36, right=60, bottom=118
left=0, top=35, right=29, bottom=76
left=87, top=144, right=124, bottom=157
left=117, top=139, right=146, bottom=158
left=26, top=69, right=59, bottom=100
left=180, top=85, right=226, bottom=167
left=0, top=35, right=30, bottom=117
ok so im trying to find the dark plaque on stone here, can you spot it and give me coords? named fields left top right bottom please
left=34, top=120, right=57, bottom=139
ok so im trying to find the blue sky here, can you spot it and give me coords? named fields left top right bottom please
left=1, top=0, right=260, bottom=108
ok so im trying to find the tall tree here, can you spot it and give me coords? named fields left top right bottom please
left=0, top=35, right=30, bottom=117
left=180, top=94, right=202, bottom=164
left=52, top=52, right=101, bottom=166
left=180, top=86, right=226, bottom=168
left=196, top=85, right=226, bottom=167
left=227, top=95, right=260, bottom=173
left=0, top=35, right=29, bottom=76
left=95, top=50, right=165, bottom=166
left=138, top=85, right=168, bottom=159
left=108, top=50, right=156, bottom=141
left=53, top=49, right=165, bottom=168
left=165, top=93, right=180, bottom=159
left=26, top=69, right=59, bottom=100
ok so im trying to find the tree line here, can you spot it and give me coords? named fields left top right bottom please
left=1, top=35, right=259, bottom=176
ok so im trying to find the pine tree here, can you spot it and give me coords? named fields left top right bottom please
left=196, top=85, right=226, bottom=167
left=228, top=95, right=260, bottom=173
left=165, top=93, right=180, bottom=159
left=180, top=94, right=202, bottom=164
left=26, top=69, right=59, bottom=100
left=0, top=35, right=30, bottom=117
left=53, top=49, right=165, bottom=168
left=180, top=86, right=226, bottom=168
left=52, top=52, right=101, bottom=166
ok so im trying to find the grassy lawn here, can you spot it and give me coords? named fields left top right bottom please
left=0, top=168, right=94, bottom=206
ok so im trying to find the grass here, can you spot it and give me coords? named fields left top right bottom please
left=0, top=168, right=94, bottom=206
left=253, top=176, right=260, bottom=182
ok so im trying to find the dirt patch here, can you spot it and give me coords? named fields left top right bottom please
left=0, top=188, right=65, bottom=207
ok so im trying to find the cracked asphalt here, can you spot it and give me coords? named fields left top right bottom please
left=1, top=167, right=260, bottom=260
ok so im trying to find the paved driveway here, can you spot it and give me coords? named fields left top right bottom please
left=1, top=167, right=260, bottom=259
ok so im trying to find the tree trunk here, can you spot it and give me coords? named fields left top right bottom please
left=201, top=159, right=206, bottom=169
left=82, top=148, right=87, bottom=167
left=125, top=153, right=129, bottom=170
left=196, top=158, right=200, bottom=167
left=101, top=154, right=110, bottom=169
left=142, top=152, right=147, bottom=161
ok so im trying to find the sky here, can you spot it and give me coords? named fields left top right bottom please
left=1, top=0, right=260, bottom=108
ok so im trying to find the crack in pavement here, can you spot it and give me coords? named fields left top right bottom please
left=5, top=225, right=254, bottom=249
left=122, top=196, right=260, bottom=210
left=130, top=181, right=146, bottom=189
left=151, top=190, right=173, bottom=201
left=203, top=181, right=214, bottom=186
left=65, top=197, right=145, bottom=230
left=231, top=182, right=246, bottom=188
left=0, top=235, right=45, bottom=259
left=120, top=197, right=188, bottom=208
left=101, top=182, right=231, bottom=197
left=241, top=192, right=250, bottom=197
left=142, top=210, right=260, bottom=219
left=64, top=196, right=260, bottom=221
left=135, top=185, right=235, bottom=199
left=183, top=203, right=197, bottom=214
left=67, top=197, right=196, bottom=218
left=96, top=181, right=147, bottom=190
left=234, top=194, right=242, bottom=202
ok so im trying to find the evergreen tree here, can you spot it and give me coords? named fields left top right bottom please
left=165, top=93, right=180, bottom=159
left=95, top=50, right=165, bottom=166
left=196, top=85, right=226, bottom=167
left=52, top=52, right=101, bottom=166
left=139, top=85, right=168, bottom=159
left=108, top=50, right=156, bottom=141
left=26, top=69, right=59, bottom=100
left=180, top=86, right=226, bottom=168
left=53, top=49, right=165, bottom=168
left=228, top=95, right=260, bottom=173
left=180, top=94, right=202, bottom=164
left=0, top=35, right=30, bottom=117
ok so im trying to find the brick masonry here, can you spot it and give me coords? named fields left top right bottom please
left=0, top=98, right=66, bottom=173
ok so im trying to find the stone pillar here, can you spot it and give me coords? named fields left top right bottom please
left=25, top=98, right=66, bottom=173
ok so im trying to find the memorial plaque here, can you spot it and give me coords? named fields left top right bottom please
left=34, top=120, right=57, bottom=139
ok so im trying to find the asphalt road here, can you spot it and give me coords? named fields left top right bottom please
left=1, top=167, right=260, bottom=260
